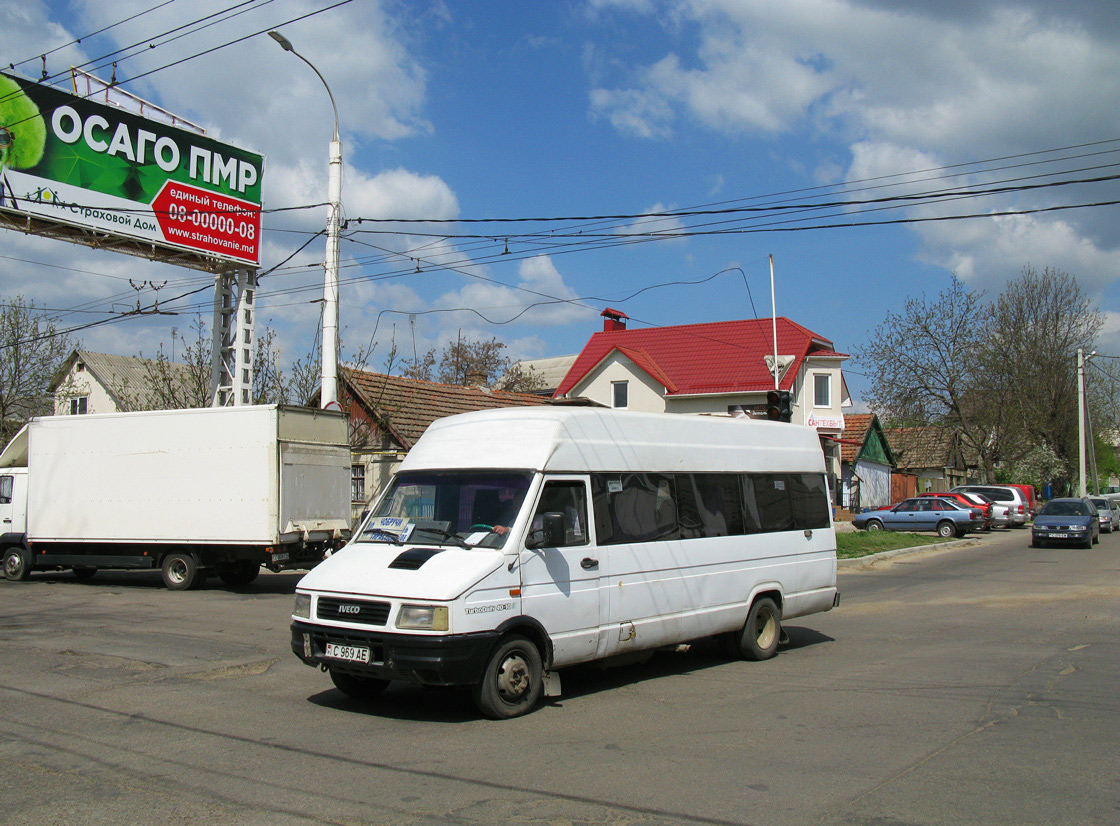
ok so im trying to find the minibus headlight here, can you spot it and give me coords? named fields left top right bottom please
left=293, top=593, right=312, bottom=619
left=397, top=604, right=449, bottom=631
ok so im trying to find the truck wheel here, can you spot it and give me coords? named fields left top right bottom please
left=161, top=553, right=202, bottom=590
left=472, top=634, right=543, bottom=719
left=218, top=562, right=260, bottom=587
left=732, top=597, right=782, bottom=661
left=72, top=566, right=98, bottom=581
left=329, top=669, right=390, bottom=699
left=3, top=548, right=30, bottom=581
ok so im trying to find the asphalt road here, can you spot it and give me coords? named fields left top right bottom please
left=1, top=528, right=1117, bottom=826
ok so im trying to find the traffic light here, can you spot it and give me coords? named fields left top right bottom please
left=766, top=390, right=782, bottom=420
left=766, top=390, right=793, bottom=422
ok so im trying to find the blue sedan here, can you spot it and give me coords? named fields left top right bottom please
left=853, top=497, right=982, bottom=538
left=1031, top=498, right=1099, bottom=548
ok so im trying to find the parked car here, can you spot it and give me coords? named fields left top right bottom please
left=853, top=497, right=983, bottom=538
left=1006, top=484, right=1040, bottom=518
left=952, top=485, right=1030, bottom=527
left=1031, top=498, right=1099, bottom=548
left=918, top=491, right=993, bottom=530
left=1089, top=497, right=1120, bottom=533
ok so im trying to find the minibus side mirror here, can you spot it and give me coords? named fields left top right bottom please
left=526, top=512, right=565, bottom=549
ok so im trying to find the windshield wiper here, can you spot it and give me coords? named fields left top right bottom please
left=360, top=527, right=403, bottom=545
left=411, top=526, right=468, bottom=548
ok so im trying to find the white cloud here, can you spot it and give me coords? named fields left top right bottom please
left=588, top=1, right=1120, bottom=296
left=613, top=203, right=686, bottom=240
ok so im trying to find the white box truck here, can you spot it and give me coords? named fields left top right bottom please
left=0, top=405, right=352, bottom=590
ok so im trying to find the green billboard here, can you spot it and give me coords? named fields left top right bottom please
left=1, top=71, right=264, bottom=266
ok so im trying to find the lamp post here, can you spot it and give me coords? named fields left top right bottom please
left=268, top=30, right=342, bottom=410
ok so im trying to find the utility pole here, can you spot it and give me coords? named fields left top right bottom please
left=1078, top=347, right=1087, bottom=497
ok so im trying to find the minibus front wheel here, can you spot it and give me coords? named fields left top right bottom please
left=473, top=634, right=543, bottom=719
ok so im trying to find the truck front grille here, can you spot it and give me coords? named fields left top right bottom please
left=317, top=597, right=391, bottom=626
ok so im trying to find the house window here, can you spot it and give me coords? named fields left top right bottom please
left=70, top=396, right=88, bottom=415
left=351, top=464, right=366, bottom=503
left=612, top=381, right=628, bottom=409
left=814, top=374, right=831, bottom=407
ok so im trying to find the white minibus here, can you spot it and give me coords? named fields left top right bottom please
left=291, top=407, right=839, bottom=718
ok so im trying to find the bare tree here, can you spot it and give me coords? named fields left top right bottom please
left=0, top=296, right=75, bottom=442
left=857, top=277, right=1005, bottom=480
left=399, top=336, right=517, bottom=388
left=496, top=362, right=545, bottom=393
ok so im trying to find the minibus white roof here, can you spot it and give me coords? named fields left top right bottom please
left=400, top=408, right=826, bottom=475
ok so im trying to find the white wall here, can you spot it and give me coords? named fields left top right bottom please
left=53, top=366, right=119, bottom=415
left=570, top=353, right=666, bottom=412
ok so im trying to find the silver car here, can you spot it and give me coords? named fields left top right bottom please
left=1089, top=498, right=1120, bottom=533
left=952, top=485, right=1030, bottom=528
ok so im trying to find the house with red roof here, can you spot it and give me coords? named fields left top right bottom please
left=554, top=309, right=852, bottom=490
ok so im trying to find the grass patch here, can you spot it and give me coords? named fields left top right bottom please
left=836, top=530, right=949, bottom=559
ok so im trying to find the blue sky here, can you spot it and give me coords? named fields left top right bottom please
left=4, top=0, right=1120, bottom=408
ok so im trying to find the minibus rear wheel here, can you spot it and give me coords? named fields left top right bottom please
left=473, top=634, right=543, bottom=719
left=726, top=597, right=781, bottom=661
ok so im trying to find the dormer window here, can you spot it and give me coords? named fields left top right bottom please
left=612, top=381, right=629, bottom=409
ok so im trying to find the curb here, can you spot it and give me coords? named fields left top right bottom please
left=837, top=536, right=984, bottom=569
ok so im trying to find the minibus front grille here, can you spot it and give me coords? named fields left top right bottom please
left=317, top=597, right=391, bottom=626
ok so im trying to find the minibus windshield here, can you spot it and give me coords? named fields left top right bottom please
left=359, top=470, right=532, bottom=549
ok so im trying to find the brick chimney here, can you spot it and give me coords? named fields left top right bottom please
left=601, top=307, right=629, bottom=332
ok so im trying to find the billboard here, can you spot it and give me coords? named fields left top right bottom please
left=0, top=71, right=263, bottom=267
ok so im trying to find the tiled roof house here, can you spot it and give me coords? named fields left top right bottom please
left=554, top=309, right=851, bottom=495
left=885, top=425, right=976, bottom=491
left=839, top=413, right=896, bottom=511
left=336, top=367, right=554, bottom=513
left=50, top=349, right=200, bottom=415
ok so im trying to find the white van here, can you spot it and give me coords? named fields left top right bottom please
left=290, top=408, right=839, bottom=718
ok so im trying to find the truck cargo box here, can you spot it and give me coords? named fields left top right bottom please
left=17, top=405, right=350, bottom=545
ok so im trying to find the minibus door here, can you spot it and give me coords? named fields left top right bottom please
left=518, top=477, right=604, bottom=667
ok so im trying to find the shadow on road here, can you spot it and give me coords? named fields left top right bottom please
left=303, top=625, right=836, bottom=722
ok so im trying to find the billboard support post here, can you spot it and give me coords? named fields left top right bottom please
left=211, top=269, right=257, bottom=406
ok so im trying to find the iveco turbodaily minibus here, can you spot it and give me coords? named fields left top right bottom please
left=291, top=407, right=839, bottom=718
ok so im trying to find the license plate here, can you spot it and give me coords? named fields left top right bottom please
left=272, top=552, right=289, bottom=562
left=325, top=643, right=370, bottom=663
left=1048, top=533, right=1068, bottom=539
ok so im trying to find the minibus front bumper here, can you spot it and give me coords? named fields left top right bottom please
left=290, top=620, right=499, bottom=687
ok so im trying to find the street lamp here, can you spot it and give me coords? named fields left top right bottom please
left=268, top=30, right=342, bottom=410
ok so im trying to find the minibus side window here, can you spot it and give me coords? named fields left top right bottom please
left=740, top=474, right=763, bottom=534
left=790, top=473, right=831, bottom=529
left=592, top=473, right=680, bottom=545
left=751, top=473, right=795, bottom=532
left=677, top=473, right=744, bottom=538
left=530, top=481, right=589, bottom=547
